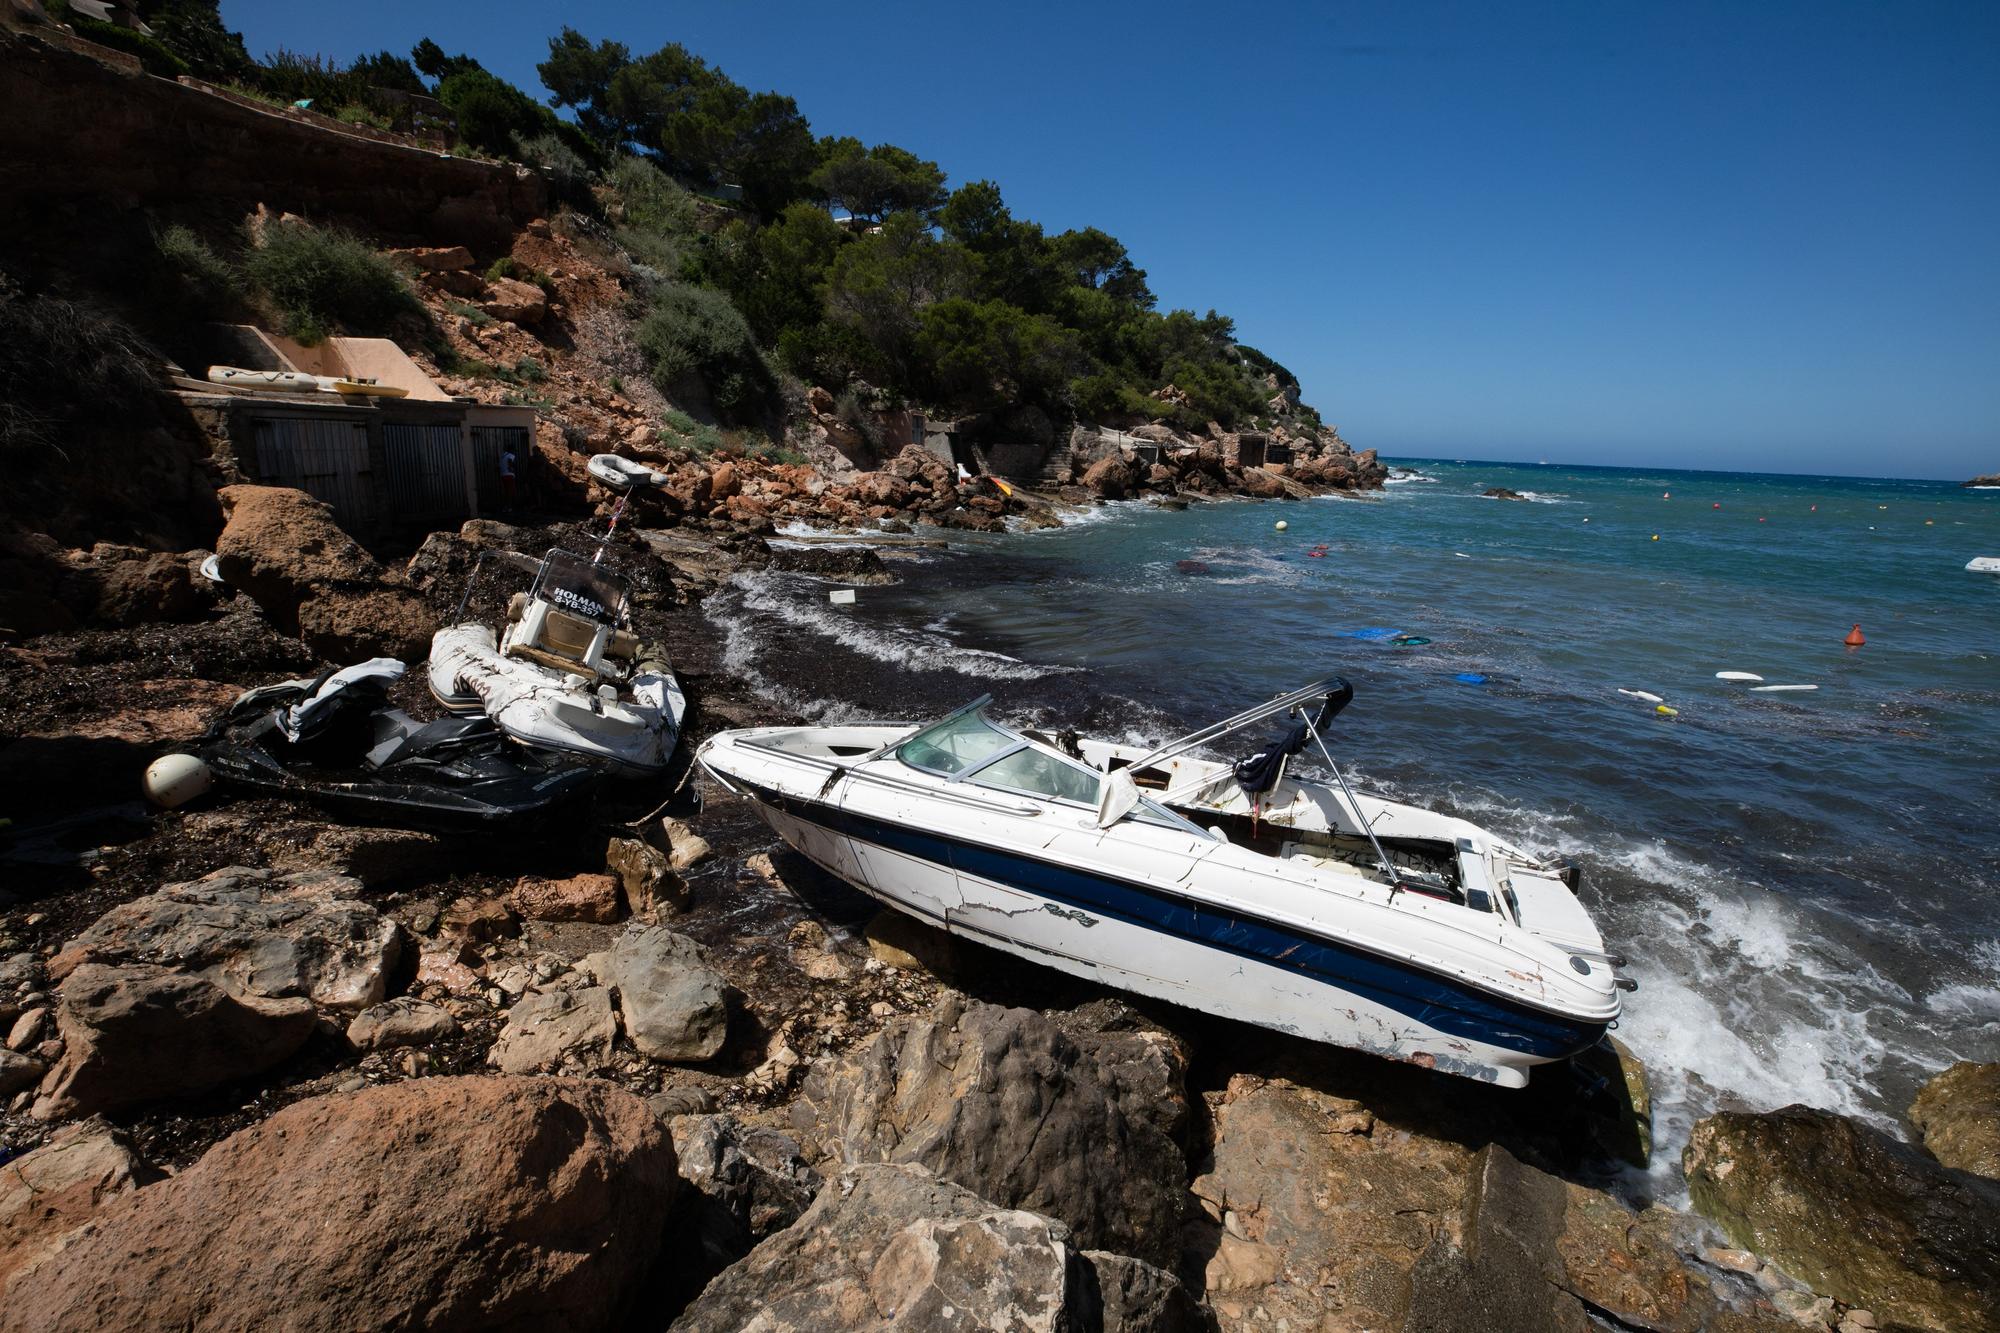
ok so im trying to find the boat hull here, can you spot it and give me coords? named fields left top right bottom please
left=739, top=779, right=1606, bottom=1087
left=427, top=623, right=684, bottom=776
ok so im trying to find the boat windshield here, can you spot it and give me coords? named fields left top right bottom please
left=967, top=746, right=1102, bottom=805
left=530, top=550, right=628, bottom=627
left=897, top=703, right=1213, bottom=837
left=899, top=709, right=1102, bottom=806
left=898, top=709, right=1016, bottom=776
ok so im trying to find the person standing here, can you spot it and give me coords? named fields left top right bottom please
left=499, top=445, right=518, bottom=513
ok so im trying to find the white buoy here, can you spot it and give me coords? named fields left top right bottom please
left=1617, top=689, right=1664, bottom=703
left=828, top=588, right=857, bottom=605
left=144, top=753, right=212, bottom=808
left=1275, top=520, right=1289, bottom=532
left=1715, top=671, right=1764, bottom=682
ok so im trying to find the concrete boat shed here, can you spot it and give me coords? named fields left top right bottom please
left=176, top=326, right=535, bottom=537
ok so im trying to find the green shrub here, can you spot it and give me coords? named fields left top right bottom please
left=635, top=281, right=772, bottom=420
left=517, top=133, right=595, bottom=207
left=0, top=282, right=159, bottom=464
left=67, top=14, right=190, bottom=78
left=662, top=407, right=698, bottom=434
left=152, top=223, right=244, bottom=317
left=435, top=350, right=499, bottom=379
left=610, top=157, right=700, bottom=278
left=334, top=103, right=390, bottom=130
left=435, top=68, right=550, bottom=158
left=512, top=355, right=547, bottom=383
left=445, top=300, right=492, bottom=326
left=611, top=157, right=699, bottom=235
left=485, top=256, right=520, bottom=282
left=146, top=0, right=255, bottom=82
left=256, top=49, right=367, bottom=108
left=245, top=222, right=424, bottom=344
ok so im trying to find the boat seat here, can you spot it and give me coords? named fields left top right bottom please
left=503, top=592, right=639, bottom=679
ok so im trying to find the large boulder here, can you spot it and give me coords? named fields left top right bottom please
left=48, top=865, right=402, bottom=1013
left=1082, top=453, right=1143, bottom=499
left=588, top=926, right=728, bottom=1062
left=1190, top=1073, right=1472, bottom=1330
left=345, top=996, right=458, bottom=1052
left=1236, top=467, right=1289, bottom=499
left=480, top=276, right=548, bottom=324
left=0, top=1048, right=46, bottom=1096
left=294, top=583, right=437, bottom=662
left=214, top=484, right=382, bottom=618
left=1407, top=1143, right=1793, bottom=1333
left=486, top=986, right=620, bottom=1075
left=1910, top=1061, right=2000, bottom=1179
left=791, top=994, right=1188, bottom=1267
left=848, top=470, right=912, bottom=510
left=1, top=1078, right=680, bottom=1333
left=0, top=1119, right=151, bottom=1295
left=213, top=485, right=434, bottom=659
left=668, top=1162, right=1201, bottom=1333
left=511, top=872, right=625, bottom=924
left=669, top=1113, right=821, bottom=1275
left=74, top=542, right=207, bottom=626
left=32, top=962, right=317, bottom=1120
left=1684, top=1105, right=2000, bottom=1332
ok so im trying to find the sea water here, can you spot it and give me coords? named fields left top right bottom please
left=712, top=459, right=2000, bottom=1191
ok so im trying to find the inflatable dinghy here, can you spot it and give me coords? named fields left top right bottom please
left=427, top=456, right=687, bottom=776
left=206, top=366, right=410, bottom=398
left=199, top=659, right=600, bottom=828
left=207, top=366, right=319, bottom=393
left=1968, top=557, right=2000, bottom=575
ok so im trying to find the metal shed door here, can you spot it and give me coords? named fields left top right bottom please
left=382, top=423, right=469, bottom=519
left=252, top=416, right=375, bottom=529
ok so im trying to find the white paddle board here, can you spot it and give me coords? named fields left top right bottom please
left=1750, top=684, right=1818, bottom=693
left=1617, top=689, right=1664, bottom=703
left=1715, top=671, right=1764, bottom=682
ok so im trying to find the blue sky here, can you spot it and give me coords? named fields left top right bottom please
left=227, top=1, right=1998, bottom=479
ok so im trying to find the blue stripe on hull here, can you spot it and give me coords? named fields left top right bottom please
left=746, top=782, right=1605, bottom=1061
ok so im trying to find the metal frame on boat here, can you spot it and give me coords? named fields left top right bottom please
left=698, top=678, right=1631, bottom=1087
left=426, top=455, right=687, bottom=776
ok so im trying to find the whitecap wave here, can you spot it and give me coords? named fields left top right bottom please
left=720, top=572, right=1073, bottom=682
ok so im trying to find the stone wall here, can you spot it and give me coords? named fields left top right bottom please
left=0, top=30, right=543, bottom=249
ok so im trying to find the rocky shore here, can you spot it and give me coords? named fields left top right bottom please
left=0, top=168, right=1988, bottom=1333
left=4, top=468, right=1997, bottom=1330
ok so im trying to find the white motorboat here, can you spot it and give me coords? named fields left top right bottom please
left=426, top=455, right=687, bottom=776
left=698, top=678, right=1631, bottom=1087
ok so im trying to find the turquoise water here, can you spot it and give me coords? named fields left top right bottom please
left=713, top=459, right=2000, bottom=1182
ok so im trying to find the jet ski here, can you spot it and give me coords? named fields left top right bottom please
left=198, top=659, right=602, bottom=829
left=426, top=455, right=687, bottom=776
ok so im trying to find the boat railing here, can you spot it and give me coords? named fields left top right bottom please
left=1124, top=676, right=1349, bottom=774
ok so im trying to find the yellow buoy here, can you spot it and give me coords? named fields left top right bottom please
left=1655, top=704, right=1678, bottom=716
left=1651, top=534, right=1659, bottom=541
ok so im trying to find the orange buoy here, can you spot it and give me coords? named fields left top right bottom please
left=1844, top=624, right=1866, bottom=647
